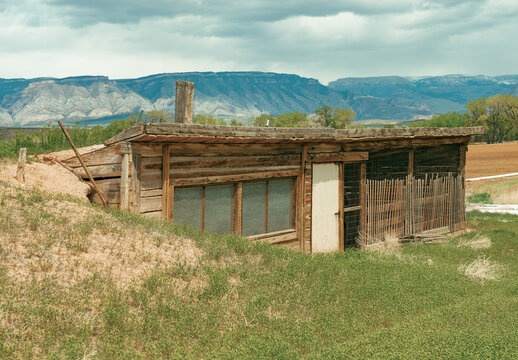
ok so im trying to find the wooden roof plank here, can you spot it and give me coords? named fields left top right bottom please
left=103, top=124, right=484, bottom=146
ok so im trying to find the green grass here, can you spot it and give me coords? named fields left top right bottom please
left=466, top=192, right=492, bottom=203
left=0, top=118, right=136, bottom=159
left=0, top=185, right=517, bottom=359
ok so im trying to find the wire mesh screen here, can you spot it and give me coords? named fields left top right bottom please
left=344, top=163, right=361, bottom=208
left=344, top=210, right=361, bottom=247
left=344, top=163, right=362, bottom=246
left=414, top=144, right=460, bottom=179
left=367, top=150, right=409, bottom=180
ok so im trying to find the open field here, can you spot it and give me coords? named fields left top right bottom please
left=466, top=142, right=518, bottom=204
left=466, top=142, right=518, bottom=178
left=0, top=161, right=517, bottom=359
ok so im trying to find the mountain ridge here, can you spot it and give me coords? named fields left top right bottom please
left=0, top=72, right=516, bottom=127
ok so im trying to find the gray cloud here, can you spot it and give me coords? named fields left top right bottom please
left=0, top=0, right=516, bottom=83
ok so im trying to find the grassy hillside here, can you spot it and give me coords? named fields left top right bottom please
left=0, top=180, right=517, bottom=359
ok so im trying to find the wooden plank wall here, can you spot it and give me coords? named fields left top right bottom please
left=62, top=143, right=123, bottom=206
left=62, top=138, right=469, bottom=253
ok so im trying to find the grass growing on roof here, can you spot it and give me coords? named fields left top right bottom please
left=0, top=182, right=517, bottom=359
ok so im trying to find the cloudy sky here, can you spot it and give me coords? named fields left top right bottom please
left=1, top=0, right=517, bottom=84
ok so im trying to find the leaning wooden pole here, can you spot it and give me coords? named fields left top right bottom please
left=57, top=121, right=108, bottom=205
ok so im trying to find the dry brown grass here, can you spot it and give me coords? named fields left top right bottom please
left=457, top=234, right=492, bottom=249
left=0, top=182, right=204, bottom=290
left=359, top=233, right=400, bottom=251
left=492, top=188, right=518, bottom=204
left=459, top=256, right=504, bottom=281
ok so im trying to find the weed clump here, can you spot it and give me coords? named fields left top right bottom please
left=457, top=234, right=492, bottom=249
left=459, top=256, right=504, bottom=281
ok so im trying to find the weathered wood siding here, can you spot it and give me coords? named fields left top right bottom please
left=61, top=135, right=470, bottom=253
left=62, top=144, right=123, bottom=206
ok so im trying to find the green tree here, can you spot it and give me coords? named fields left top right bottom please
left=251, top=114, right=275, bottom=127
left=274, top=111, right=309, bottom=127
left=193, top=114, right=227, bottom=125
left=315, top=105, right=334, bottom=127
left=315, top=105, right=356, bottom=129
left=145, top=110, right=173, bottom=123
left=229, top=119, right=244, bottom=126
left=409, top=112, right=468, bottom=128
left=467, top=95, right=518, bottom=143
left=127, top=110, right=172, bottom=124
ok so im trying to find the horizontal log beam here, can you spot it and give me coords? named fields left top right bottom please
left=172, top=170, right=299, bottom=186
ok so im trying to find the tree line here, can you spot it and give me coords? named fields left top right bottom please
left=136, top=105, right=360, bottom=129
left=409, top=94, right=518, bottom=143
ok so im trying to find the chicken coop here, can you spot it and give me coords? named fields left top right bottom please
left=62, top=124, right=483, bottom=252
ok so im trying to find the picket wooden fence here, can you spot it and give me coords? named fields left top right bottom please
left=361, top=174, right=465, bottom=246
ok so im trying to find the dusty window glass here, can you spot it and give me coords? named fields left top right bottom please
left=242, top=182, right=267, bottom=236
left=204, top=184, right=233, bottom=234
left=173, top=187, right=202, bottom=230
left=267, top=179, right=293, bottom=232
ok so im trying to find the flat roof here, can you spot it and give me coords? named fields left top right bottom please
left=104, top=123, right=484, bottom=146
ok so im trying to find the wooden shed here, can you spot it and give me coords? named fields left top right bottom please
left=62, top=124, right=483, bottom=252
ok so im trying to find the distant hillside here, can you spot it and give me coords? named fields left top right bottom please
left=328, top=74, right=518, bottom=116
left=0, top=72, right=517, bottom=127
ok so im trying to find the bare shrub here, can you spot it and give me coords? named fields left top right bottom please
left=459, top=256, right=503, bottom=280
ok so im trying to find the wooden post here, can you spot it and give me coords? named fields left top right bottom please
left=162, top=144, right=171, bottom=218
left=233, top=182, right=243, bottom=234
left=16, top=147, right=26, bottom=183
left=174, top=81, right=195, bottom=124
left=58, top=121, right=107, bottom=205
left=408, top=149, right=414, bottom=177
left=299, top=145, right=308, bottom=251
left=120, top=142, right=130, bottom=210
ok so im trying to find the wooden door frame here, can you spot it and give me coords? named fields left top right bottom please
left=341, top=160, right=367, bottom=251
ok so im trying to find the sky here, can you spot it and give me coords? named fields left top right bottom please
left=1, top=0, right=517, bottom=84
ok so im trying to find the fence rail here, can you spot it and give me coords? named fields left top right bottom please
left=360, top=174, right=465, bottom=246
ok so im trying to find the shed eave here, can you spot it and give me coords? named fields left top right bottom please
left=104, top=124, right=484, bottom=146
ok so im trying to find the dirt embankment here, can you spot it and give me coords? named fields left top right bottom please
left=0, top=159, right=91, bottom=201
left=0, top=145, right=106, bottom=200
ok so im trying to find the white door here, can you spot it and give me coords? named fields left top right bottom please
left=311, top=163, right=340, bottom=253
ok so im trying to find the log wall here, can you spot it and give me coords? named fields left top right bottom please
left=62, top=136, right=471, bottom=253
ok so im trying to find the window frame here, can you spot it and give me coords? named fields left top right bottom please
left=172, top=177, right=297, bottom=237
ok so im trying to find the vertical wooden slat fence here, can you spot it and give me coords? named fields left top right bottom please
left=360, top=174, right=465, bottom=246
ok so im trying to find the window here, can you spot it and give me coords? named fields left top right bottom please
left=242, top=179, right=295, bottom=236
left=173, top=184, right=233, bottom=234
left=173, top=178, right=295, bottom=237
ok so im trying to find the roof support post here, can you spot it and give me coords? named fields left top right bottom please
left=175, top=81, right=195, bottom=124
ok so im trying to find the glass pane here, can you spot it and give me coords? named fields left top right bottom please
left=204, top=185, right=233, bottom=234
left=242, top=182, right=267, bottom=236
left=268, top=179, right=293, bottom=232
left=173, top=187, right=202, bottom=230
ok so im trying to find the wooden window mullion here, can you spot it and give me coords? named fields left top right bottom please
left=265, top=181, right=269, bottom=233
left=201, top=187, right=206, bottom=231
